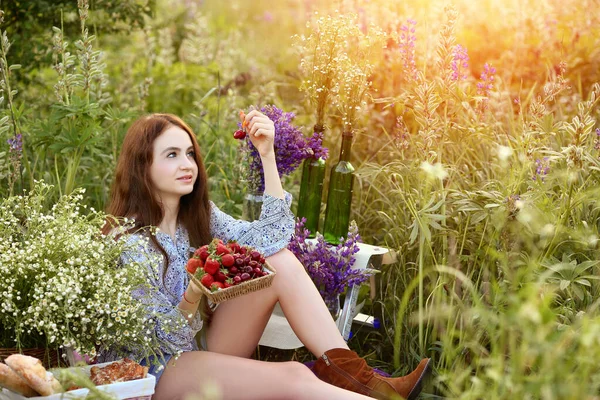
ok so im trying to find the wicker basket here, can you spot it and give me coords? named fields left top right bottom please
left=0, top=348, right=66, bottom=369
left=188, top=261, right=276, bottom=304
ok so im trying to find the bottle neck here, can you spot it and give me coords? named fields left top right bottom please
left=338, top=132, right=353, bottom=162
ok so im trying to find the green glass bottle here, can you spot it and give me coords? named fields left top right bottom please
left=323, top=131, right=355, bottom=244
left=297, top=156, right=326, bottom=237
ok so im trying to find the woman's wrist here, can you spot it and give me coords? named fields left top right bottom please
left=259, top=151, right=276, bottom=162
left=183, top=287, right=202, bottom=304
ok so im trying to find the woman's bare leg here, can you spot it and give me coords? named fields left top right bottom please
left=153, top=351, right=372, bottom=400
left=206, top=248, right=348, bottom=358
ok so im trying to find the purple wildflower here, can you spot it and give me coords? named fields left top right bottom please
left=450, top=44, right=469, bottom=81
left=533, top=157, right=550, bottom=181
left=288, top=218, right=370, bottom=308
left=7, top=134, right=22, bottom=154
left=398, top=19, right=417, bottom=80
left=306, top=129, right=329, bottom=160
left=242, top=105, right=313, bottom=192
left=477, top=63, right=497, bottom=97
left=394, top=116, right=409, bottom=150
left=595, top=128, right=600, bottom=151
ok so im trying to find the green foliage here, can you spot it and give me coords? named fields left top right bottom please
left=1, top=0, right=600, bottom=397
left=0, top=0, right=153, bottom=79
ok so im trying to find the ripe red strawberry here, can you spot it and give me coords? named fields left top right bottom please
left=200, top=273, right=214, bottom=288
left=204, top=258, right=220, bottom=275
left=216, top=243, right=230, bottom=256
left=197, top=247, right=210, bottom=261
left=210, top=282, right=225, bottom=292
left=227, top=241, right=241, bottom=253
left=186, top=258, right=203, bottom=274
left=221, top=254, right=234, bottom=267
left=215, top=271, right=227, bottom=283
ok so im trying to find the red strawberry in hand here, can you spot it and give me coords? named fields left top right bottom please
left=221, top=254, right=235, bottom=267
left=200, top=273, right=214, bottom=288
left=186, top=258, right=203, bottom=274
left=204, top=258, right=220, bottom=275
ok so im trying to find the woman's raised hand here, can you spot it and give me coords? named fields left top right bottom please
left=240, top=110, right=275, bottom=159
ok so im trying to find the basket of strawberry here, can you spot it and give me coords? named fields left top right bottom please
left=186, top=238, right=276, bottom=303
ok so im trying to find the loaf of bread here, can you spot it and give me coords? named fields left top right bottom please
left=0, top=362, right=40, bottom=397
left=4, top=354, right=63, bottom=396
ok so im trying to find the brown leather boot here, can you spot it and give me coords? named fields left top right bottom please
left=312, top=348, right=430, bottom=400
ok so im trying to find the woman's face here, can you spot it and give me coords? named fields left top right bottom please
left=150, top=125, right=198, bottom=203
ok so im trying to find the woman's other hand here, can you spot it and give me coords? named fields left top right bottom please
left=241, top=110, right=275, bottom=159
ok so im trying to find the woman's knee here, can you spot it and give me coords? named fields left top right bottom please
left=280, top=361, right=319, bottom=388
left=267, top=248, right=306, bottom=277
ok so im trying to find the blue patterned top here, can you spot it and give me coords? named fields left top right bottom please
left=99, top=192, right=295, bottom=367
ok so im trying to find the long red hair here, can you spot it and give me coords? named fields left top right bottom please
left=102, top=113, right=212, bottom=256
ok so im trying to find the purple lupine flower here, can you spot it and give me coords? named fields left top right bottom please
left=306, top=129, right=329, bottom=160
left=398, top=19, right=417, bottom=80
left=242, top=105, right=314, bottom=192
left=288, top=218, right=370, bottom=308
left=7, top=134, right=22, bottom=155
left=450, top=44, right=469, bottom=81
left=394, top=116, right=410, bottom=150
left=594, top=128, right=600, bottom=151
left=477, top=63, right=497, bottom=97
left=533, top=157, right=550, bottom=181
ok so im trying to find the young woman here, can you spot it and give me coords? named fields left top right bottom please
left=101, top=112, right=430, bottom=400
